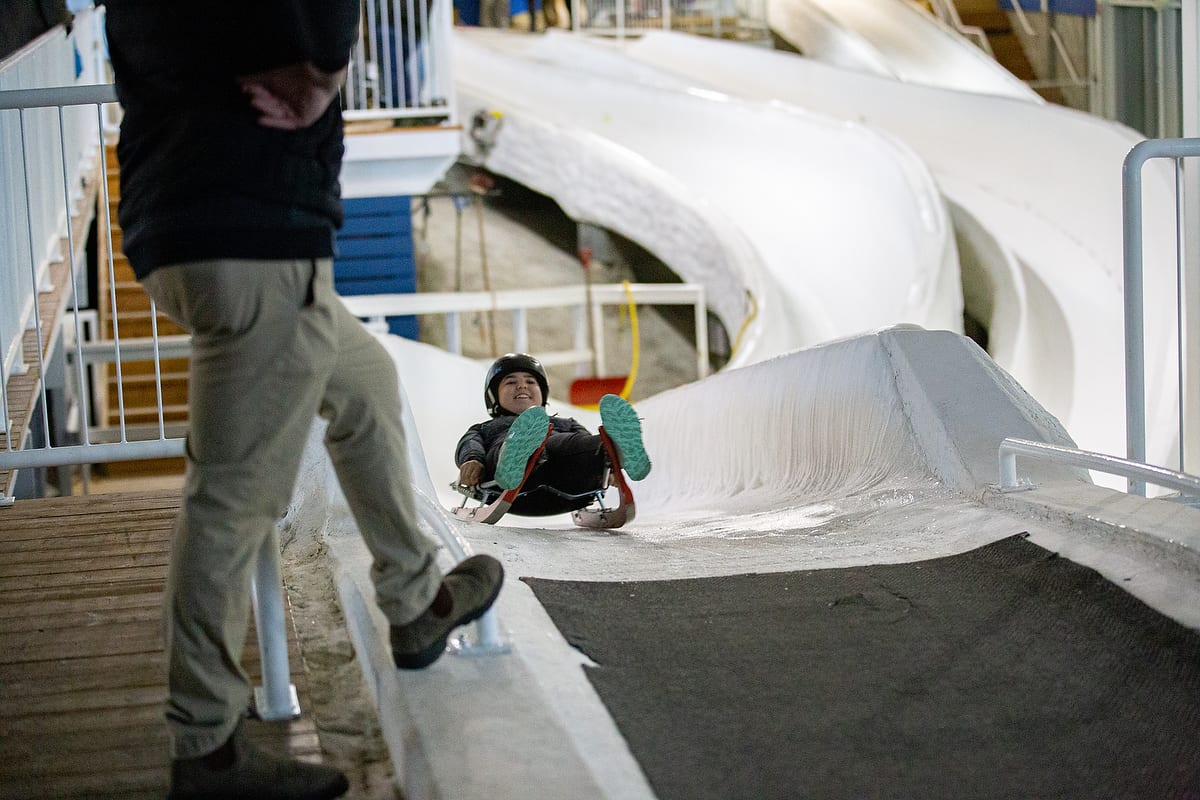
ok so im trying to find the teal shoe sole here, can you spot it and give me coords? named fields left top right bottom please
left=495, top=406, right=550, bottom=490
left=599, top=394, right=651, bottom=481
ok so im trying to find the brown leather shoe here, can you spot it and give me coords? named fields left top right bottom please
left=167, top=719, right=348, bottom=800
left=390, top=554, right=505, bottom=669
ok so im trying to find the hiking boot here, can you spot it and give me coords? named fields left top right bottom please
left=495, top=405, right=551, bottom=490
left=390, top=554, right=505, bottom=669
left=167, top=719, right=348, bottom=800
left=598, top=394, right=651, bottom=481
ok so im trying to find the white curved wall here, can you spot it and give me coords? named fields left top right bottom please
left=766, top=0, right=1041, bottom=102
left=612, top=29, right=1181, bottom=476
left=376, top=328, right=1083, bottom=534
left=453, top=29, right=963, bottom=367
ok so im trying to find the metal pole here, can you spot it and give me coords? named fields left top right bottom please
left=1123, top=141, right=1150, bottom=496
left=250, top=531, right=301, bottom=721
left=998, top=436, right=1200, bottom=496
left=1122, top=137, right=1200, bottom=496
left=1183, top=0, right=1200, bottom=477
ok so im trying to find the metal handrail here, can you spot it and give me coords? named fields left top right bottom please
left=340, top=282, right=710, bottom=383
left=1121, top=137, right=1200, bottom=495
left=998, top=437, right=1200, bottom=496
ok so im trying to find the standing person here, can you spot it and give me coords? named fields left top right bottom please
left=103, top=4, right=505, bottom=799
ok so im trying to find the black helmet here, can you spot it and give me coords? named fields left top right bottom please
left=484, top=353, right=550, bottom=417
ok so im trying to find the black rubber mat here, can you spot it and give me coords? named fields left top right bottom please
left=524, top=534, right=1200, bottom=800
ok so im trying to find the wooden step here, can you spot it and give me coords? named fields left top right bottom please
left=104, top=358, right=191, bottom=377
left=105, top=372, right=190, bottom=409
left=94, top=456, right=187, bottom=478
left=988, top=31, right=1036, bottom=81
left=97, top=144, right=192, bottom=464
left=112, top=281, right=156, bottom=311
left=95, top=252, right=138, bottom=284
left=103, top=312, right=188, bottom=340
left=959, top=10, right=1015, bottom=33
left=953, top=0, right=1001, bottom=12
left=102, top=406, right=191, bottom=428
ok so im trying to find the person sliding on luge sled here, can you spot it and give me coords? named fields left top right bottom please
left=454, top=353, right=650, bottom=522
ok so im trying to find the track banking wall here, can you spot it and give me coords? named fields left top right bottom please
left=632, top=326, right=1086, bottom=515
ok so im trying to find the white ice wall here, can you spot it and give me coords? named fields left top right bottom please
left=612, top=30, right=1182, bottom=477
left=634, top=325, right=1082, bottom=516
left=452, top=29, right=963, bottom=368
left=765, top=0, right=1040, bottom=102
left=371, top=329, right=1083, bottom=532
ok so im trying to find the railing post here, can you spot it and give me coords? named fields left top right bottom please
left=250, top=529, right=301, bottom=721
left=998, top=446, right=1019, bottom=491
left=513, top=307, right=528, bottom=353
left=573, top=303, right=588, bottom=376
left=1123, top=141, right=1150, bottom=496
left=445, top=311, right=461, bottom=355
left=998, top=436, right=1200, bottom=498
left=1122, top=137, right=1200, bottom=496
left=694, top=288, right=709, bottom=379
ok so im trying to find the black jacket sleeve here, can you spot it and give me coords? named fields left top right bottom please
left=455, top=423, right=488, bottom=467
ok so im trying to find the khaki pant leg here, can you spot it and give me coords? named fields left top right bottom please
left=143, top=258, right=348, bottom=758
left=308, top=264, right=442, bottom=626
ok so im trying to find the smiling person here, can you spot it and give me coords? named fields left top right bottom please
left=455, top=353, right=652, bottom=517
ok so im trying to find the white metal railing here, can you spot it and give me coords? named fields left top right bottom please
left=341, top=282, right=710, bottom=382
left=998, top=437, right=1200, bottom=497
left=571, top=0, right=768, bottom=40
left=926, top=0, right=995, bottom=57
left=993, top=136, right=1200, bottom=501
left=0, top=10, right=104, bottom=397
left=0, top=83, right=183, bottom=481
left=1122, top=137, right=1200, bottom=496
left=344, top=0, right=456, bottom=119
left=1004, top=1, right=1090, bottom=94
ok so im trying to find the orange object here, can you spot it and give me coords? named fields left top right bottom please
left=569, top=246, right=629, bottom=407
left=568, top=376, right=629, bottom=407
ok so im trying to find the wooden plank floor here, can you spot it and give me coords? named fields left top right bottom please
left=0, top=489, right=330, bottom=800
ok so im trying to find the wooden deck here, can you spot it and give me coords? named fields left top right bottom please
left=0, top=489, right=330, bottom=799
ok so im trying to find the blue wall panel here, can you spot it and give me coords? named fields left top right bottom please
left=334, top=195, right=418, bottom=340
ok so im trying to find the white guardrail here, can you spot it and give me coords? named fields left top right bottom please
left=996, top=135, right=1200, bottom=502
left=998, top=437, right=1200, bottom=497
left=570, top=0, right=768, bottom=39
left=1122, top=137, right=1200, bottom=496
left=341, top=282, right=710, bottom=379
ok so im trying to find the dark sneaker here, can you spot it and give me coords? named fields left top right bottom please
left=495, top=405, right=551, bottom=489
left=390, top=554, right=505, bottom=670
left=598, top=394, right=651, bottom=481
left=167, top=719, right=348, bottom=800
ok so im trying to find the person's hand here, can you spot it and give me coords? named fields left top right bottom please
left=458, top=460, right=484, bottom=488
left=238, top=62, right=347, bottom=130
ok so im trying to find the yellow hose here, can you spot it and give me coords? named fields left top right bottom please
left=618, top=280, right=639, bottom=399
left=729, top=289, right=758, bottom=360
left=574, top=280, right=639, bottom=411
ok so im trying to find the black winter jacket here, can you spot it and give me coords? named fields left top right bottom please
left=104, top=0, right=360, bottom=278
left=456, top=413, right=592, bottom=470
